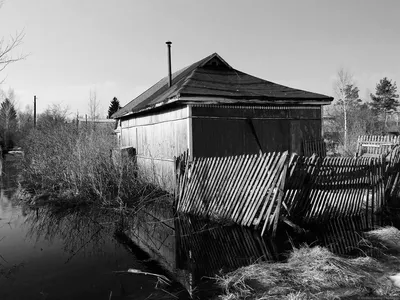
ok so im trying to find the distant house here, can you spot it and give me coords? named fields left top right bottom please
left=76, top=118, right=116, bottom=133
left=112, top=53, right=333, bottom=190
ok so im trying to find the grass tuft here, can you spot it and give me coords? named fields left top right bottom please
left=217, top=227, right=400, bottom=300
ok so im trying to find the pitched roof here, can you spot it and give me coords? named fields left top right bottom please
left=112, top=53, right=333, bottom=118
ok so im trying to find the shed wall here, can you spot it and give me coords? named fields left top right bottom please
left=120, top=106, right=189, bottom=191
left=191, top=105, right=321, bottom=157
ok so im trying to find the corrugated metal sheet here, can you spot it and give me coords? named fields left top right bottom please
left=192, top=106, right=321, bottom=157
left=290, top=120, right=322, bottom=154
left=192, top=105, right=321, bottom=119
left=192, top=118, right=291, bottom=157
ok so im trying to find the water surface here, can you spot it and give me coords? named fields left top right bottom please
left=0, top=157, right=187, bottom=300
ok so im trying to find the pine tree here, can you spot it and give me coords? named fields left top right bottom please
left=108, top=97, right=121, bottom=118
left=369, top=77, right=399, bottom=113
left=0, top=98, right=18, bottom=149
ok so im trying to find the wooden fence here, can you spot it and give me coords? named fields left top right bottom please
left=175, top=151, right=289, bottom=236
left=285, top=155, right=385, bottom=224
left=303, top=139, right=327, bottom=157
left=384, top=145, right=400, bottom=203
left=175, top=145, right=400, bottom=237
left=357, top=135, right=400, bottom=157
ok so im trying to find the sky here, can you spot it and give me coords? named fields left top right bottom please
left=0, top=0, right=399, bottom=117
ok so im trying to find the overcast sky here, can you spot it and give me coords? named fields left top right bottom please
left=0, top=0, right=399, bottom=117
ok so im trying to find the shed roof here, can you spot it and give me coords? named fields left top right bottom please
left=113, top=53, right=333, bottom=118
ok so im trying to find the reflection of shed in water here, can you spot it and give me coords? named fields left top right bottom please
left=112, top=44, right=333, bottom=191
left=126, top=204, right=374, bottom=296
left=127, top=205, right=285, bottom=295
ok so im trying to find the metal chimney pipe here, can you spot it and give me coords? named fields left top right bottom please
left=166, top=41, right=172, bottom=87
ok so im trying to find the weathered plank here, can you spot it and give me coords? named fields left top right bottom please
left=175, top=145, right=400, bottom=237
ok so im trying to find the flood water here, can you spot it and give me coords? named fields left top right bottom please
left=1, top=155, right=393, bottom=300
left=0, top=157, right=189, bottom=300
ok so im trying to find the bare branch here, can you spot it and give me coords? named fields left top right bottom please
left=333, top=68, right=354, bottom=100
left=0, top=31, right=27, bottom=74
left=1, top=1, right=28, bottom=81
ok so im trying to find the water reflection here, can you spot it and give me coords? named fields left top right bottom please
left=176, top=214, right=278, bottom=275
left=0, top=158, right=189, bottom=300
left=24, top=207, right=116, bottom=261
left=2, top=156, right=394, bottom=299
left=127, top=207, right=389, bottom=299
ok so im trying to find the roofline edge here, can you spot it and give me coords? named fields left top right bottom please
left=113, top=96, right=333, bottom=119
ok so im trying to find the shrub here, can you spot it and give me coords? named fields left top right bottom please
left=21, top=122, right=163, bottom=207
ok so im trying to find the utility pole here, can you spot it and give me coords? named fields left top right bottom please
left=34, top=95, right=37, bottom=128
left=76, top=111, right=79, bottom=130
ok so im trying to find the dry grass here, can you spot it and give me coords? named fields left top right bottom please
left=217, top=227, right=400, bottom=300
left=20, top=124, right=165, bottom=209
left=363, top=226, right=400, bottom=254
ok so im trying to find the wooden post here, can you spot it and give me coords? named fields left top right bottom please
left=271, top=154, right=290, bottom=236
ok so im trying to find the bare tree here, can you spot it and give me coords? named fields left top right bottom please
left=333, top=68, right=356, bottom=150
left=37, top=104, right=69, bottom=130
left=88, top=88, right=100, bottom=122
left=0, top=2, right=27, bottom=82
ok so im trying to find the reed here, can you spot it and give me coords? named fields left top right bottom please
left=20, top=123, right=165, bottom=208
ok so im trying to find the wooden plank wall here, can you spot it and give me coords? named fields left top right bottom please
left=175, top=146, right=400, bottom=237
left=120, top=106, right=189, bottom=192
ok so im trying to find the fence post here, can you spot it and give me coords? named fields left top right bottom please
left=271, top=153, right=290, bottom=236
left=370, top=158, right=376, bottom=226
left=174, top=155, right=179, bottom=211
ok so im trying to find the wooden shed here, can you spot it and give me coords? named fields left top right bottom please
left=112, top=53, right=333, bottom=190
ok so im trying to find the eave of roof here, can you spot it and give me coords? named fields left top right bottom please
left=112, top=53, right=333, bottom=119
